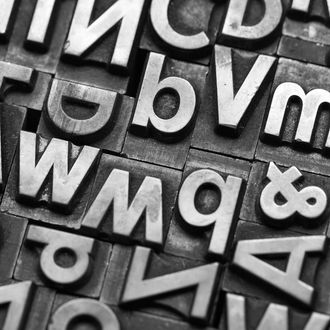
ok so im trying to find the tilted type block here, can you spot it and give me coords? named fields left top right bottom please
left=80, top=152, right=181, bottom=248
left=5, top=0, right=76, bottom=74
left=218, top=292, right=330, bottom=330
left=1, top=131, right=101, bottom=228
left=101, top=244, right=221, bottom=325
left=0, top=213, right=27, bottom=281
left=278, top=0, right=330, bottom=67
left=50, top=293, right=218, bottom=330
left=217, top=0, right=291, bottom=55
left=56, top=0, right=150, bottom=94
left=0, top=104, right=26, bottom=197
left=123, top=52, right=208, bottom=169
left=164, top=149, right=249, bottom=261
left=192, top=45, right=276, bottom=160
left=241, top=161, right=330, bottom=235
left=0, top=280, right=56, bottom=330
left=256, top=58, right=330, bottom=177
left=223, top=220, right=327, bottom=309
left=37, top=78, right=134, bottom=154
left=140, top=0, right=224, bottom=65
left=14, top=225, right=112, bottom=298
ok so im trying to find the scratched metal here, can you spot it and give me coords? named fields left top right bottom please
left=0, top=1, right=329, bottom=329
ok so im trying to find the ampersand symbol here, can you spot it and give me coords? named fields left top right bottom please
left=260, top=162, right=327, bottom=226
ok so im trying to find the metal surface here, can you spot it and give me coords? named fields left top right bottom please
left=226, top=293, right=289, bottom=330
left=1, top=132, right=100, bottom=228
left=241, top=161, right=330, bottom=235
left=80, top=153, right=181, bottom=246
left=260, top=162, right=327, bottom=226
left=0, top=0, right=19, bottom=41
left=140, top=0, right=222, bottom=65
left=131, top=52, right=196, bottom=140
left=38, top=80, right=134, bottom=153
left=233, top=235, right=326, bottom=306
left=6, top=0, right=76, bottom=74
left=218, top=0, right=287, bottom=54
left=0, top=281, right=34, bottom=330
left=0, top=214, right=27, bottom=281
left=279, top=0, right=330, bottom=67
left=64, top=0, right=147, bottom=72
left=82, top=169, right=163, bottom=246
left=220, top=0, right=283, bottom=48
left=49, top=298, right=120, bottom=330
left=178, top=168, right=242, bottom=257
left=0, top=60, right=36, bottom=100
left=45, top=79, right=119, bottom=139
left=18, top=131, right=99, bottom=210
left=15, top=225, right=112, bottom=297
left=120, top=245, right=220, bottom=324
left=257, top=58, right=330, bottom=176
left=192, top=46, right=276, bottom=160
left=0, top=1, right=330, bottom=329
left=124, top=53, right=207, bottom=169
left=220, top=292, right=330, bottom=330
left=0, top=104, right=26, bottom=193
left=165, top=149, right=249, bottom=261
left=150, top=0, right=210, bottom=53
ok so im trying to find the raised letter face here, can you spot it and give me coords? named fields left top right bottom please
left=0, top=105, right=26, bottom=193
left=49, top=299, right=120, bottom=330
left=257, top=58, right=330, bottom=176
left=120, top=246, right=220, bottom=323
left=141, top=0, right=224, bottom=64
left=241, top=161, right=330, bottom=235
left=1, top=2, right=330, bottom=330
left=178, top=168, right=243, bottom=257
left=192, top=45, right=276, bottom=160
left=223, top=221, right=328, bottom=308
left=27, top=225, right=94, bottom=285
left=1, top=132, right=100, bottom=228
left=0, top=0, right=19, bottom=41
left=55, top=0, right=149, bottom=92
left=124, top=52, right=207, bottom=169
left=18, top=131, right=100, bottom=209
left=0, top=60, right=36, bottom=100
left=81, top=153, right=181, bottom=247
left=131, top=52, right=197, bottom=141
left=82, top=168, right=163, bottom=246
left=233, top=235, right=326, bottom=306
left=64, top=0, right=147, bottom=72
left=220, top=293, right=330, bottom=330
left=45, top=79, right=118, bottom=140
left=225, top=293, right=289, bottom=330
left=260, top=162, right=327, bottom=226
left=0, top=281, right=34, bottom=330
left=165, top=149, right=249, bottom=262
left=6, top=0, right=76, bottom=74
left=15, top=225, right=112, bottom=297
left=218, top=0, right=285, bottom=53
left=150, top=0, right=210, bottom=52
left=25, top=0, right=57, bottom=50
left=38, top=78, right=134, bottom=153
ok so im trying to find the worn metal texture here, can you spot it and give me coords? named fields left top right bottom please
left=0, top=1, right=330, bottom=329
